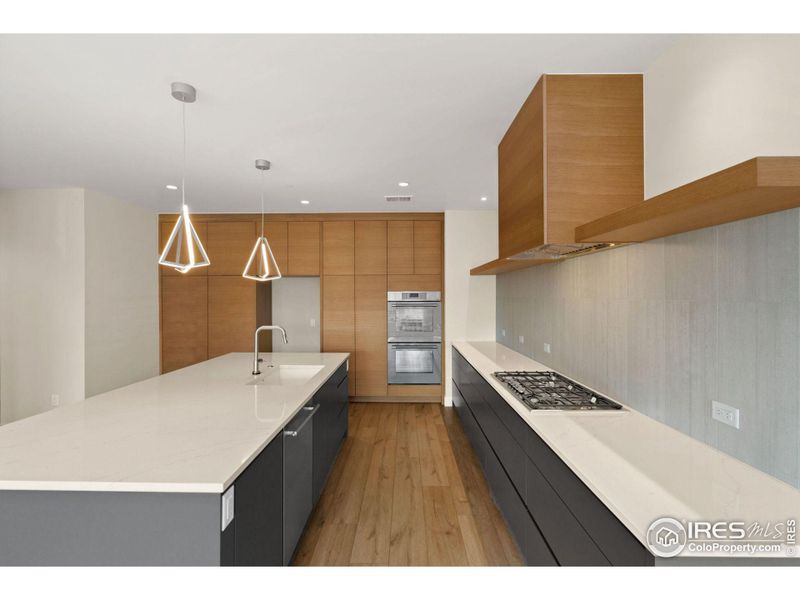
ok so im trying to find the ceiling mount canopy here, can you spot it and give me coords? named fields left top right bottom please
left=158, top=82, right=210, bottom=274
left=243, top=159, right=282, bottom=282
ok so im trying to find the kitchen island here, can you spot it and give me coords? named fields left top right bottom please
left=0, top=352, right=349, bottom=566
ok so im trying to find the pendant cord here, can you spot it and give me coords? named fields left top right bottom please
left=181, top=102, right=187, bottom=209
left=260, top=168, right=265, bottom=237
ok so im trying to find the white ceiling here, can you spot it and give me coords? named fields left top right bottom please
left=0, top=34, right=676, bottom=213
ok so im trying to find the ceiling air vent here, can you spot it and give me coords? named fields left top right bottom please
left=385, top=195, right=413, bottom=203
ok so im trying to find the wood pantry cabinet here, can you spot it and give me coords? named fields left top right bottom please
left=159, top=214, right=444, bottom=399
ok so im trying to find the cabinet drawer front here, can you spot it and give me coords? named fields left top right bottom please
left=525, top=459, right=608, bottom=565
left=478, top=376, right=531, bottom=450
left=526, top=428, right=653, bottom=566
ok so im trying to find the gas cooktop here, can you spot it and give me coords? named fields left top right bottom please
left=492, top=371, right=623, bottom=411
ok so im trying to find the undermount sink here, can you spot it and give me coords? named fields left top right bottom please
left=246, top=364, right=325, bottom=386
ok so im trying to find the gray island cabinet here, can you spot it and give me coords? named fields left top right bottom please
left=0, top=354, right=349, bottom=566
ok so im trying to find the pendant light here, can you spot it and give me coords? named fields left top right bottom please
left=243, top=159, right=282, bottom=282
left=158, top=82, right=210, bottom=274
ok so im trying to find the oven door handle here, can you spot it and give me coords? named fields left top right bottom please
left=390, top=343, right=440, bottom=350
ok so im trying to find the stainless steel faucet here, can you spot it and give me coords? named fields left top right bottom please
left=252, top=325, right=289, bottom=375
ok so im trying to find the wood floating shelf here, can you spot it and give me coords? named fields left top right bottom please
left=575, top=157, right=800, bottom=243
left=470, top=257, right=560, bottom=276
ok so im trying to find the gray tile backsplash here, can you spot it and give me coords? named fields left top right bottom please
left=496, top=208, right=800, bottom=488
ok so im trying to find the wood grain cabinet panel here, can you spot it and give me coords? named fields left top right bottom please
left=387, top=221, right=414, bottom=274
left=355, top=275, right=387, bottom=396
left=159, top=221, right=209, bottom=277
left=208, top=276, right=256, bottom=358
left=498, top=77, right=544, bottom=259
left=413, top=221, right=442, bottom=274
left=287, top=221, right=321, bottom=275
left=160, top=277, right=208, bottom=373
left=355, top=221, right=387, bottom=275
left=207, top=221, right=257, bottom=276
left=263, top=221, right=288, bottom=276
left=322, top=275, right=356, bottom=396
left=323, top=221, right=355, bottom=275
left=388, top=273, right=441, bottom=292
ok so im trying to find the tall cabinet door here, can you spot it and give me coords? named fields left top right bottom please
left=287, top=221, right=321, bottom=275
left=207, top=221, right=257, bottom=276
left=413, top=220, right=442, bottom=275
left=355, top=275, right=387, bottom=397
left=355, top=221, right=387, bottom=275
left=208, top=277, right=256, bottom=358
left=160, top=277, right=208, bottom=373
left=323, top=221, right=355, bottom=275
left=322, top=275, right=355, bottom=396
left=387, top=220, right=413, bottom=274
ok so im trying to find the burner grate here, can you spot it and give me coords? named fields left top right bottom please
left=493, top=371, right=622, bottom=410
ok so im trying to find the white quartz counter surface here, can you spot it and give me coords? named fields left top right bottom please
left=0, top=352, right=348, bottom=494
left=453, top=342, right=800, bottom=559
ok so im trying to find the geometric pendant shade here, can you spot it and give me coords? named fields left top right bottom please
left=242, top=235, right=282, bottom=282
left=158, top=204, right=211, bottom=274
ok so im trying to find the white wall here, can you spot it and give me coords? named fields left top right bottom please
left=84, top=189, right=159, bottom=397
left=0, top=189, right=86, bottom=423
left=444, top=210, right=498, bottom=405
left=0, top=188, right=159, bottom=423
left=645, top=34, right=800, bottom=196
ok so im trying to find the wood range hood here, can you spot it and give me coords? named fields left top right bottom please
left=471, top=75, right=800, bottom=276
left=471, top=74, right=645, bottom=275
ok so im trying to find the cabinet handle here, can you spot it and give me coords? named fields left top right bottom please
left=284, top=403, right=319, bottom=437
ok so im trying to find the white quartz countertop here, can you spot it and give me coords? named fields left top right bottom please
left=453, top=342, right=800, bottom=559
left=0, top=352, right=348, bottom=494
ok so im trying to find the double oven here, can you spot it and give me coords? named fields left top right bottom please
left=387, top=291, right=441, bottom=385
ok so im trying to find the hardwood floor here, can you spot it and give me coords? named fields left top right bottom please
left=293, top=402, right=524, bottom=566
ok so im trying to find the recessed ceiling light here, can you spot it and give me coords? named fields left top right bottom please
left=398, top=182, right=409, bottom=187
left=480, top=196, right=488, bottom=202
left=165, top=184, right=178, bottom=190
left=300, top=200, right=310, bottom=205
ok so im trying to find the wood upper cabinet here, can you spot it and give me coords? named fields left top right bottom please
left=207, top=221, right=257, bottom=276
left=160, top=276, right=208, bottom=373
left=498, top=74, right=643, bottom=258
left=387, top=273, right=441, bottom=292
left=287, top=221, right=320, bottom=275
left=322, top=275, right=355, bottom=396
left=355, top=275, right=387, bottom=396
left=159, top=220, right=209, bottom=277
left=322, top=221, right=355, bottom=275
left=387, top=220, right=413, bottom=274
left=208, top=276, right=256, bottom=358
left=263, top=221, right=288, bottom=276
left=355, top=221, right=387, bottom=275
left=412, top=221, right=442, bottom=275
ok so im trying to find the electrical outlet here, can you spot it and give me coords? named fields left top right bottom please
left=221, top=486, right=235, bottom=531
left=518, top=335, right=525, bottom=345
left=310, top=318, right=316, bottom=328
left=501, top=329, right=506, bottom=338
left=543, top=343, right=551, bottom=354
left=712, top=400, right=740, bottom=429
left=50, top=394, right=60, bottom=407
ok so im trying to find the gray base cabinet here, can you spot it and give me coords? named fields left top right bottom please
left=225, top=363, right=349, bottom=566
left=452, top=348, right=653, bottom=567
